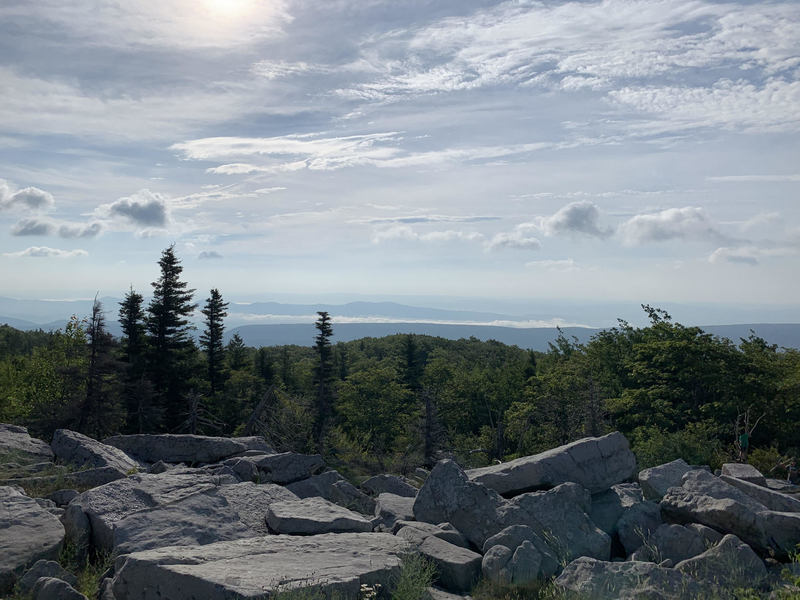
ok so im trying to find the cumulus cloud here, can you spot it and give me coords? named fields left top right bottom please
left=12, top=218, right=54, bottom=236
left=0, top=181, right=55, bottom=212
left=3, top=246, right=88, bottom=258
left=617, top=207, right=725, bottom=246
left=485, top=225, right=542, bottom=252
left=538, top=201, right=611, bottom=238
left=10, top=218, right=102, bottom=238
left=101, top=189, right=168, bottom=227
left=58, top=222, right=103, bottom=239
left=198, top=250, right=223, bottom=260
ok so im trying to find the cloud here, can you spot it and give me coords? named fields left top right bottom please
left=360, top=215, right=499, bottom=225
left=0, top=182, right=55, bottom=212
left=618, top=207, right=725, bottom=246
left=10, top=217, right=102, bottom=238
left=102, top=190, right=168, bottom=227
left=485, top=226, right=542, bottom=252
left=707, top=174, right=800, bottom=183
left=12, top=218, right=55, bottom=236
left=539, top=201, right=611, bottom=238
left=254, top=187, right=287, bottom=195
left=525, top=259, right=579, bottom=272
left=58, top=222, right=103, bottom=239
left=198, top=250, right=223, bottom=260
left=709, top=245, right=798, bottom=266
left=3, top=246, right=88, bottom=258
left=371, top=225, right=484, bottom=244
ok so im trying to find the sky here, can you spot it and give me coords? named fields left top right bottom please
left=0, top=0, right=799, bottom=320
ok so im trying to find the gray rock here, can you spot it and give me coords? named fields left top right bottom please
left=32, top=576, right=88, bottom=600
left=361, top=474, right=418, bottom=498
left=104, top=434, right=249, bottom=464
left=61, top=503, right=90, bottom=563
left=590, top=483, right=644, bottom=535
left=675, top=534, right=767, bottom=589
left=418, top=535, right=481, bottom=593
left=721, top=463, right=767, bottom=487
left=0, top=423, right=54, bottom=463
left=617, top=501, right=663, bottom=556
left=0, top=486, right=65, bottom=594
left=51, top=429, right=137, bottom=474
left=17, top=560, right=77, bottom=595
left=249, top=452, right=326, bottom=484
left=375, top=492, right=416, bottom=529
left=467, top=432, right=636, bottom=496
left=36, top=497, right=57, bottom=510
left=413, top=459, right=507, bottom=548
left=3, top=466, right=128, bottom=494
left=99, top=577, right=116, bottom=600
left=394, top=521, right=469, bottom=549
left=112, top=533, right=408, bottom=599
left=638, top=459, right=693, bottom=501
left=232, top=436, right=274, bottom=453
left=481, top=545, right=513, bottom=584
left=506, top=482, right=611, bottom=562
left=266, top=497, right=373, bottom=534
left=555, top=557, right=702, bottom=600
left=147, top=460, right=172, bottom=474
left=766, top=478, right=800, bottom=494
left=629, top=524, right=706, bottom=563
left=220, top=457, right=258, bottom=481
left=287, top=470, right=375, bottom=515
left=684, top=523, right=723, bottom=547
left=47, top=489, right=79, bottom=506
left=720, top=474, right=800, bottom=513
left=216, top=481, right=298, bottom=533
left=509, top=540, right=543, bottom=585
left=481, top=525, right=559, bottom=578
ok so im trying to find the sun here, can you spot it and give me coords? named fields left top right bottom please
left=203, top=0, right=253, bottom=19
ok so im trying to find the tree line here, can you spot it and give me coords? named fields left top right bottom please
left=1, top=247, right=798, bottom=479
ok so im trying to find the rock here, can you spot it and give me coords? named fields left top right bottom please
left=638, top=459, right=693, bottom=501
left=375, top=492, right=416, bottom=529
left=0, top=486, right=65, bottom=594
left=482, top=545, right=513, bottom=584
left=17, top=559, right=78, bottom=595
left=62, top=503, right=91, bottom=562
left=628, top=524, right=706, bottom=563
left=467, top=432, right=637, bottom=496
left=506, top=482, right=611, bottom=562
left=220, top=457, right=258, bottom=481
left=675, top=534, right=767, bottom=589
left=99, top=577, right=116, bottom=600
left=71, top=470, right=225, bottom=551
left=287, top=470, right=376, bottom=515
left=0, top=424, right=54, bottom=463
left=36, top=497, right=57, bottom=510
left=481, top=525, right=559, bottom=578
left=32, top=576, right=88, bottom=599
left=428, top=587, right=472, bottom=600
left=508, top=540, right=544, bottom=585
left=148, top=460, right=172, bottom=474
left=250, top=452, right=326, bottom=484
left=590, top=483, right=644, bottom=535
left=47, top=489, right=79, bottom=506
left=418, top=535, right=481, bottom=593
left=766, top=478, right=800, bottom=494
left=720, top=474, right=800, bottom=513
left=394, top=521, right=470, bottom=549
left=3, top=466, right=128, bottom=494
left=617, top=501, right=663, bottom=556
left=112, top=533, right=408, bottom=599
left=266, top=497, right=373, bottom=534
left=51, top=429, right=138, bottom=474
left=232, top=436, right=274, bottom=453
left=721, top=463, right=767, bottom=487
left=104, top=434, right=248, bottom=464
left=217, top=482, right=298, bottom=533
left=555, top=557, right=702, bottom=600
left=361, top=474, right=418, bottom=498
left=413, top=459, right=507, bottom=548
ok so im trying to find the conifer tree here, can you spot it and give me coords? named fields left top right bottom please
left=200, top=288, right=228, bottom=395
left=226, top=333, right=247, bottom=371
left=312, top=311, right=334, bottom=447
left=146, top=245, right=197, bottom=430
left=119, top=287, right=155, bottom=432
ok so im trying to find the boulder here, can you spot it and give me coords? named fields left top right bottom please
left=249, top=452, right=325, bottom=484
left=287, top=470, right=375, bottom=515
left=17, top=560, right=78, bottom=595
left=684, top=523, right=723, bottom=547
left=590, top=483, right=644, bottom=535
left=417, top=536, right=481, bottom=593
left=3, top=466, right=128, bottom=494
left=466, top=432, right=636, bottom=496
left=675, top=534, right=767, bottom=589
left=629, top=524, right=706, bottom=563
left=361, top=474, right=418, bottom=498
left=112, top=533, right=408, bottom=599
left=481, top=545, right=513, bottom=584
left=638, top=459, right=693, bottom=501
left=103, top=434, right=247, bottom=464
left=555, top=557, right=701, bottom=600
left=508, top=541, right=545, bottom=585
left=266, top=497, right=373, bottom=534
left=32, top=576, right=88, bottom=600
left=721, top=463, right=767, bottom=487
left=617, top=501, right=663, bottom=556
left=231, top=436, right=274, bottom=453
left=720, top=474, right=800, bottom=513
left=62, top=503, right=91, bottom=562
left=394, top=521, right=469, bottom=549
left=47, top=489, right=79, bottom=507
left=51, top=429, right=138, bottom=474
left=375, top=492, right=416, bottom=529
left=216, top=482, right=298, bottom=533
left=0, top=424, right=54, bottom=463
left=413, top=459, right=507, bottom=548
left=506, top=482, right=611, bottom=562
left=481, top=525, right=559, bottom=578
left=0, top=486, right=65, bottom=594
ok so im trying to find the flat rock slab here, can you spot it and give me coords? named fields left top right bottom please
left=217, top=482, right=298, bottom=533
left=250, top=452, right=326, bottom=484
left=721, top=463, right=767, bottom=487
left=0, top=486, right=65, bottom=594
left=361, top=474, right=418, bottom=498
left=267, top=497, right=373, bottom=534
left=112, top=533, right=409, bottom=600
left=467, top=432, right=636, bottom=496
left=638, top=459, right=694, bottom=501
left=720, top=474, right=800, bottom=513
left=418, top=535, right=481, bottom=593
left=51, top=429, right=137, bottom=474
left=104, top=434, right=247, bottom=464
left=0, top=424, right=53, bottom=463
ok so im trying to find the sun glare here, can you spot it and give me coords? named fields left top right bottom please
left=203, top=0, right=253, bottom=19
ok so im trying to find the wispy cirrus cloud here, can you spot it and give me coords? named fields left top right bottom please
left=3, top=246, right=88, bottom=258
left=371, top=225, right=484, bottom=244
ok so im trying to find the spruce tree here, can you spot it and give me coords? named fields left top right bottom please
left=200, top=288, right=228, bottom=395
left=119, top=287, right=155, bottom=432
left=226, top=333, right=247, bottom=371
left=146, top=245, right=197, bottom=430
left=312, top=311, right=334, bottom=448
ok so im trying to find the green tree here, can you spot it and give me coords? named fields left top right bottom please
left=118, top=287, right=155, bottom=433
left=312, top=311, right=334, bottom=448
left=200, top=288, right=229, bottom=395
left=226, top=333, right=247, bottom=371
left=146, top=245, right=197, bottom=430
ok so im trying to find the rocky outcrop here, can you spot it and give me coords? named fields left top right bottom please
left=51, top=429, right=138, bottom=474
left=638, top=459, right=694, bottom=501
left=375, top=492, right=416, bottom=529
left=249, top=451, right=325, bottom=484
left=721, top=463, right=767, bottom=487
left=104, top=434, right=248, bottom=464
left=287, top=470, right=376, bottom=515
left=0, top=424, right=54, bottom=463
left=417, top=535, right=482, bottom=593
left=16, top=560, right=77, bottom=596
left=266, top=497, right=373, bottom=534
left=719, top=473, right=800, bottom=513
left=466, top=432, right=637, bottom=496
left=111, top=533, right=409, bottom=600
left=590, top=483, right=644, bottom=536
left=628, top=524, right=706, bottom=563
left=361, top=474, right=418, bottom=498
left=675, top=534, right=767, bottom=589
left=617, top=500, right=663, bottom=556
left=0, top=486, right=65, bottom=593
left=31, top=576, right=88, bottom=600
